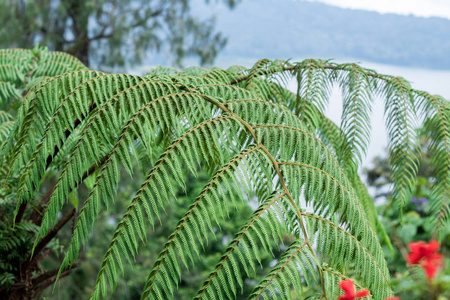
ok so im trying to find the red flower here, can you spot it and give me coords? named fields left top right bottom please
left=406, top=240, right=443, bottom=279
left=406, top=240, right=439, bottom=264
left=422, top=256, right=443, bottom=279
left=385, top=298, right=400, bottom=300
left=338, top=279, right=370, bottom=300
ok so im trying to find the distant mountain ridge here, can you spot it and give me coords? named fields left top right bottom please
left=194, top=0, right=450, bottom=70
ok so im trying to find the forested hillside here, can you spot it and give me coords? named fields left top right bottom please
left=194, top=0, right=450, bottom=69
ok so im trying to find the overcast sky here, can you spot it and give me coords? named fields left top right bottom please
left=304, top=0, right=450, bottom=19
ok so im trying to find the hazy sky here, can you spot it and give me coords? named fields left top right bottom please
left=304, top=0, right=450, bottom=19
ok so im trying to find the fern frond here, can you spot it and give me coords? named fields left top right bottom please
left=5, top=71, right=103, bottom=165
left=0, top=52, right=31, bottom=69
left=254, top=124, right=390, bottom=297
left=34, top=61, right=73, bottom=77
left=0, top=64, right=24, bottom=84
left=14, top=74, right=145, bottom=204
left=415, top=91, right=450, bottom=234
left=321, top=267, right=374, bottom=300
left=303, top=213, right=392, bottom=299
left=193, top=192, right=291, bottom=300
left=0, top=119, right=13, bottom=142
left=248, top=239, right=316, bottom=300
left=194, top=83, right=259, bottom=102
left=43, top=51, right=87, bottom=70
left=225, top=99, right=300, bottom=128
left=335, top=63, right=373, bottom=168
left=141, top=146, right=267, bottom=300
left=146, top=66, right=181, bottom=77
left=0, top=111, right=13, bottom=124
left=36, top=79, right=201, bottom=250
left=0, top=81, right=20, bottom=104
left=280, top=159, right=391, bottom=296
left=381, top=76, right=421, bottom=215
left=89, top=115, right=242, bottom=298
left=293, top=59, right=332, bottom=123
left=202, top=67, right=241, bottom=83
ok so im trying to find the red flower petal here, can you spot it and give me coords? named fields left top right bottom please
left=339, top=279, right=356, bottom=295
left=426, top=240, right=440, bottom=253
left=338, top=296, right=354, bottom=300
left=407, top=240, right=441, bottom=265
left=407, top=241, right=425, bottom=264
left=338, top=280, right=369, bottom=300
left=355, top=289, right=370, bottom=298
left=422, top=254, right=443, bottom=279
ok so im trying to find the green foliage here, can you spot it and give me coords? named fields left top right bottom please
left=0, top=46, right=88, bottom=299
left=1, top=47, right=449, bottom=299
left=0, top=221, right=39, bottom=287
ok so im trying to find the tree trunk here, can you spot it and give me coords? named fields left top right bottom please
left=2, top=268, right=76, bottom=300
left=66, top=0, right=90, bottom=66
left=67, top=38, right=90, bottom=66
left=0, top=209, right=77, bottom=299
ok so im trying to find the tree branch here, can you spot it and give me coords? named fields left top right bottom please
left=32, top=264, right=78, bottom=296
left=29, top=156, right=106, bottom=226
left=8, top=261, right=78, bottom=298
left=14, top=203, right=27, bottom=225
left=88, top=24, right=113, bottom=41
left=88, top=5, right=166, bottom=42
left=26, top=208, right=76, bottom=267
left=31, top=263, right=78, bottom=287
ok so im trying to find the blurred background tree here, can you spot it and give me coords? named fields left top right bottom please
left=0, top=0, right=239, bottom=68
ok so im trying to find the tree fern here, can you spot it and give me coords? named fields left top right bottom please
left=2, top=48, right=449, bottom=299
left=414, top=91, right=450, bottom=237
